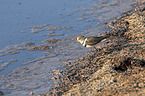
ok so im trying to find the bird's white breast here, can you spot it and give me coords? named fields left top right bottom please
left=83, top=38, right=87, bottom=47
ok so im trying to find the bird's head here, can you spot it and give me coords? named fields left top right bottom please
left=76, top=36, right=85, bottom=44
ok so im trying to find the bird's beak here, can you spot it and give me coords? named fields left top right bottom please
left=71, top=38, right=78, bottom=42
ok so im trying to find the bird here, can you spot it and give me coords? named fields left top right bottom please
left=76, top=35, right=108, bottom=51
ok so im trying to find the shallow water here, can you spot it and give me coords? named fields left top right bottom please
left=0, top=0, right=95, bottom=76
left=0, top=0, right=136, bottom=95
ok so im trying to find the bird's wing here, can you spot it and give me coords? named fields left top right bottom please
left=86, top=36, right=107, bottom=46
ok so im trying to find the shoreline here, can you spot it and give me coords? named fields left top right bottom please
left=0, top=0, right=140, bottom=95
left=43, top=1, right=145, bottom=96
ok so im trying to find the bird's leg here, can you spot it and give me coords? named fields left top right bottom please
left=87, top=48, right=93, bottom=56
left=87, top=48, right=91, bottom=57
left=94, top=46, right=97, bottom=51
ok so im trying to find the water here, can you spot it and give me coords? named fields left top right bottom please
left=0, top=0, right=94, bottom=47
left=0, top=0, right=136, bottom=95
left=0, top=0, right=95, bottom=75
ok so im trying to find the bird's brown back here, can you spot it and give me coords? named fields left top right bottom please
left=85, top=36, right=108, bottom=46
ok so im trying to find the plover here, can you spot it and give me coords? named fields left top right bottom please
left=76, top=35, right=108, bottom=51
